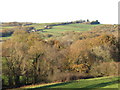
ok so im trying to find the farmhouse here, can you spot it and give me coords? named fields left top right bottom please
left=44, top=25, right=52, bottom=29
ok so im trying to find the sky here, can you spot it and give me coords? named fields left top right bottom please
left=0, top=0, right=119, bottom=24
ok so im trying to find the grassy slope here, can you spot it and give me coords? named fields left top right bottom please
left=19, top=76, right=119, bottom=89
left=1, top=23, right=100, bottom=40
left=41, top=24, right=100, bottom=38
left=43, top=24, right=100, bottom=33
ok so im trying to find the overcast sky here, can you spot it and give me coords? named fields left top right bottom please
left=0, top=0, right=119, bottom=24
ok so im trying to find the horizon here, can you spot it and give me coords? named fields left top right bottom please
left=0, top=0, right=119, bottom=24
left=0, top=19, right=101, bottom=24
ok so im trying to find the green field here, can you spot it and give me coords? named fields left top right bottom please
left=1, top=23, right=101, bottom=40
left=20, top=76, right=119, bottom=89
left=1, top=36, right=11, bottom=40
left=43, top=24, right=100, bottom=33
left=39, top=23, right=101, bottom=38
left=0, top=26, right=16, bottom=31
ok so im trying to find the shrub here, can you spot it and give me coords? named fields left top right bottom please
left=90, top=62, right=119, bottom=77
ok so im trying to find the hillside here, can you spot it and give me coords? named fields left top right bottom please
left=17, top=76, right=120, bottom=89
left=2, top=21, right=119, bottom=89
left=1, top=22, right=100, bottom=41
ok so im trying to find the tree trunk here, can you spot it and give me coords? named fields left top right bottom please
left=14, top=76, right=20, bottom=87
left=8, top=76, right=13, bottom=86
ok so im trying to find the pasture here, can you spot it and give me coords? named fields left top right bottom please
left=1, top=23, right=101, bottom=40
left=39, top=23, right=101, bottom=37
left=43, top=24, right=100, bottom=33
left=19, top=76, right=119, bottom=89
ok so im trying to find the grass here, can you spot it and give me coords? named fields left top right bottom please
left=0, top=36, right=11, bottom=40
left=43, top=24, right=100, bottom=33
left=29, top=22, right=62, bottom=30
left=18, top=76, right=120, bottom=89
left=1, top=23, right=101, bottom=40
left=41, top=24, right=101, bottom=37
left=0, top=26, right=16, bottom=31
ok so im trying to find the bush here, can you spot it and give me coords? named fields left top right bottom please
left=90, top=20, right=100, bottom=24
left=90, top=62, right=119, bottom=77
